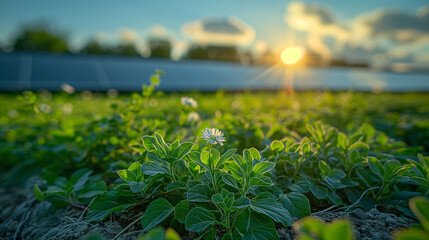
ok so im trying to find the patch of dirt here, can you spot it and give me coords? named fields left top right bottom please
left=0, top=180, right=415, bottom=240
left=277, top=208, right=415, bottom=240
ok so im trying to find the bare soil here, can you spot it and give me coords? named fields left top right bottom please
left=0, top=180, right=415, bottom=240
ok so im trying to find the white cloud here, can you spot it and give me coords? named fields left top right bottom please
left=118, top=28, right=138, bottom=44
left=285, top=1, right=429, bottom=68
left=181, top=16, right=255, bottom=46
left=253, top=40, right=267, bottom=56
left=149, top=24, right=169, bottom=37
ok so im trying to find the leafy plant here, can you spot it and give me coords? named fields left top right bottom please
left=294, top=217, right=354, bottom=240
left=394, top=197, right=429, bottom=240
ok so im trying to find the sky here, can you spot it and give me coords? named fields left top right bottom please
left=1, top=0, right=429, bottom=68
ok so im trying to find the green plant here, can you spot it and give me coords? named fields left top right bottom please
left=394, top=197, right=429, bottom=240
left=294, top=217, right=354, bottom=240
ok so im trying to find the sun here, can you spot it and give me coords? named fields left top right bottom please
left=280, top=46, right=303, bottom=65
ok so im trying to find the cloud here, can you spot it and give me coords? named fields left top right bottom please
left=253, top=40, right=267, bottom=56
left=285, top=2, right=429, bottom=68
left=181, top=16, right=255, bottom=46
left=354, top=6, right=429, bottom=44
left=148, top=24, right=170, bottom=38
left=285, top=2, right=349, bottom=41
left=118, top=28, right=138, bottom=44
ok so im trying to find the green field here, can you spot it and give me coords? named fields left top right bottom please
left=1, top=75, right=429, bottom=239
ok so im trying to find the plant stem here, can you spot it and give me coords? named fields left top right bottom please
left=208, top=143, right=218, bottom=193
left=112, top=213, right=143, bottom=240
left=68, top=201, right=87, bottom=210
left=374, top=182, right=385, bottom=202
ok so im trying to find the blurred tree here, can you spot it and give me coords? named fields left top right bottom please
left=241, top=50, right=254, bottom=64
left=13, top=23, right=69, bottom=53
left=80, top=40, right=140, bottom=57
left=115, top=43, right=141, bottom=57
left=80, top=40, right=114, bottom=55
left=185, top=45, right=240, bottom=62
left=148, top=38, right=171, bottom=59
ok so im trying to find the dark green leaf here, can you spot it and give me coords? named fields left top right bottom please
left=174, top=200, right=190, bottom=223
left=280, top=192, right=311, bottom=219
left=185, top=207, right=215, bottom=232
left=250, top=192, right=293, bottom=226
left=141, top=198, right=174, bottom=232
left=187, top=184, right=213, bottom=203
left=33, top=184, right=45, bottom=201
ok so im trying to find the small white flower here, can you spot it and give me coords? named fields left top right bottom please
left=187, top=112, right=200, bottom=122
left=38, top=103, right=52, bottom=114
left=180, top=97, right=198, bottom=108
left=61, top=83, right=75, bottom=94
left=202, top=128, right=226, bottom=146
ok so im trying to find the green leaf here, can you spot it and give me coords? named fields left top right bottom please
left=410, top=197, right=429, bottom=232
left=185, top=207, right=216, bottom=232
left=142, top=136, right=157, bottom=152
left=232, top=155, right=249, bottom=177
left=33, top=184, right=45, bottom=201
left=319, top=161, right=331, bottom=176
left=250, top=192, right=293, bottom=226
left=128, top=162, right=142, bottom=179
left=271, top=140, right=284, bottom=152
left=73, top=170, right=92, bottom=192
left=79, top=180, right=107, bottom=199
left=280, top=192, right=311, bottom=219
left=187, top=184, right=213, bottom=203
left=129, top=182, right=147, bottom=193
left=173, top=142, right=193, bottom=160
left=200, top=150, right=210, bottom=168
left=383, top=160, right=402, bottom=182
left=217, top=149, right=236, bottom=168
left=310, top=181, right=328, bottom=200
left=187, top=151, right=209, bottom=170
left=222, top=174, right=242, bottom=189
left=154, top=132, right=168, bottom=155
left=242, top=227, right=279, bottom=240
left=233, top=196, right=250, bottom=208
left=289, top=176, right=310, bottom=193
left=367, top=157, right=383, bottom=179
left=167, top=181, right=187, bottom=192
left=336, top=132, right=348, bottom=150
left=141, top=198, right=174, bottom=232
left=87, top=195, right=134, bottom=222
left=249, top=176, right=273, bottom=187
left=224, top=160, right=245, bottom=180
left=168, top=140, right=180, bottom=153
left=249, top=148, right=261, bottom=160
left=117, top=169, right=137, bottom=182
left=328, top=192, right=342, bottom=205
left=394, top=228, right=429, bottom=240
left=243, top=150, right=254, bottom=174
left=327, top=169, right=346, bottom=180
left=209, top=148, right=221, bottom=169
left=141, top=162, right=169, bottom=176
left=233, top=208, right=278, bottom=239
left=324, top=176, right=341, bottom=190
left=137, top=227, right=165, bottom=240
left=294, top=216, right=325, bottom=238
left=324, top=219, right=354, bottom=240
left=174, top=200, right=190, bottom=223
left=252, top=161, right=275, bottom=175
left=165, top=228, right=181, bottom=240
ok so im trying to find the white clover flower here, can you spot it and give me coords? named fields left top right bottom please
left=180, top=97, right=198, bottom=108
left=202, top=128, right=226, bottom=146
left=38, top=103, right=52, bottom=114
left=61, top=83, right=75, bottom=94
left=187, top=112, right=200, bottom=122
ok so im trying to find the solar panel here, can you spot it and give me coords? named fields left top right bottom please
left=0, top=52, right=428, bottom=92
